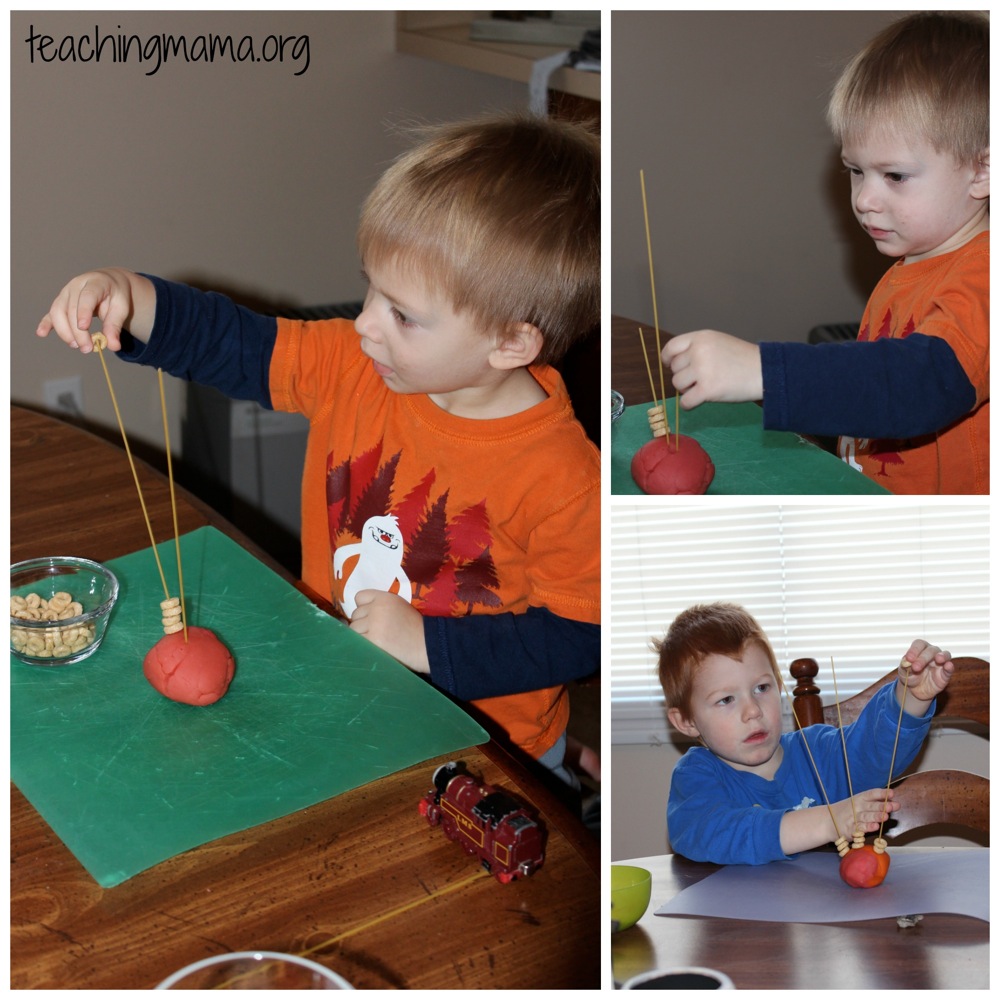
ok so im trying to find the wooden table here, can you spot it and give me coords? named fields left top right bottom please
left=611, top=314, right=675, bottom=407
left=612, top=852, right=988, bottom=990
left=10, top=405, right=600, bottom=990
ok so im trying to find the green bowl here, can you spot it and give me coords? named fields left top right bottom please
left=611, top=865, right=652, bottom=932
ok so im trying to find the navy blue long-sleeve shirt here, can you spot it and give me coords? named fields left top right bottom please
left=760, top=335, right=976, bottom=440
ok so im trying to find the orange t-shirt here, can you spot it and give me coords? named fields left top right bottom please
left=838, top=232, right=989, bottom=494
left=269, top=318, right=600, bottom=759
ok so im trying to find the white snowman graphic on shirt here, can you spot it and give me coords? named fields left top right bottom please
left=333, top=514, right=413, bottom=618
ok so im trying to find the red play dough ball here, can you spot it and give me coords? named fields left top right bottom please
left=631, top=435, right=715, bottom=495
left=143, top=626, right=235, bottom=706
left=839, top=844, right=891, bottom=888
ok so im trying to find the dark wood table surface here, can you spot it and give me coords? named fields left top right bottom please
left=611, top=314, right=675, bottom=407
left=10, top=405, right=600, bottom=990
left=612, top=851, right=988, bottom=990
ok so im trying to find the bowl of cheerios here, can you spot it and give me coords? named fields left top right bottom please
left=10, top=557, right=119, bottom=666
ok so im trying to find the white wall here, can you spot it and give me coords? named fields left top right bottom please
left=12, top=11, right=533, bottom=450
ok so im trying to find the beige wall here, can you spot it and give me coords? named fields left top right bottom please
left=610, top=10, right=904, bottom=346
left=12, top=11, right=532, bottom=449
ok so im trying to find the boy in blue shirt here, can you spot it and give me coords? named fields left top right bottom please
left=657, top=602, right=955, bottom=864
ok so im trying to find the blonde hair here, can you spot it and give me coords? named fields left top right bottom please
left=654, top=603, right=781, bottom=719
left=357, top=112, right=599, bottom=366
left=827, top=12, right=989, bottom=167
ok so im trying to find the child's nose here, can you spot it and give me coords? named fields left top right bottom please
left=354, top=304, right=378, bottom=340
left=855, top=177, right=880, bottom=214
left=744, top=699, right=763, bottom=721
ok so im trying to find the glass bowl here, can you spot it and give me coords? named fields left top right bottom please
left=611, top=390, right=625, bottom=423
left=156, top=951, right=354, bottom=989
left=10, top=556, right=119, bottom=666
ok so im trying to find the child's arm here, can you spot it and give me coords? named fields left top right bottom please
left=37, top=268, right=156, bottom=352
left=779, top=787, right=897, bottom=855
left=671, top=750, right=899, bottom=864
left=896, top=639, right=955, bottom=718
left=779, top=647, right=951, bottom=856
left=758, top=337, right=976, bottom=439
left=422, top=607, right=599, bottom=697
left=662, top=331, right=976, bottom=440
left=349, top=591, right=599, bottom=696
left=38, top=273, right=277, bottom=407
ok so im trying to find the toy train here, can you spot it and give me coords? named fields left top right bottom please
left=419, top=761, right=545, bottom=883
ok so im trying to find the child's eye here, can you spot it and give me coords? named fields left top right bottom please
left=885, top=172, right=908, bottom=184
left=755, top=683, right=772, bottom=695
left=716, top=695, right=734, bottom=706
left=390, top=306, right=416, bottom=328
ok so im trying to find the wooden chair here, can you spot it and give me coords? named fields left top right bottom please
left=884, top=769, right=988, bottom=840
left=789, top=656, right=989, bottom=844
left=790, top=655, right=988, bottom=728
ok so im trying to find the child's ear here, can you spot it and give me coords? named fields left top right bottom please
left=667, top=707, right=701, bottom=739
left=489, top=322, right=543, bottom=371
left=970, top=148, right=989, bottom=199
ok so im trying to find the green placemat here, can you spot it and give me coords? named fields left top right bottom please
left=611, top=401, right=889, bottom=495
left=11, top=526, right=487, bottom=887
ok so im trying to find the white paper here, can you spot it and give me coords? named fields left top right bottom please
left=655, top=849, right=988, bottom=923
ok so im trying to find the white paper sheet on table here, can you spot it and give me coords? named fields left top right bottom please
left=655, top=849, right=988, bottom=923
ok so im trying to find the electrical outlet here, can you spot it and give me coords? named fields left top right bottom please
left=43, top=376, right=84, bottom=416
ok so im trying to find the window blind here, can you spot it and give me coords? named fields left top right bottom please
left=610, top=502, right=990, bottom=745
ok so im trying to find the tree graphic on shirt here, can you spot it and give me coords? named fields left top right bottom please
left=327, top=439, right=385, bottom=539
left=870, top=450, right=904, bottom=477
left=394, top=470, right=436, bottom=542
left=404, top=491, right=449, bottom=595
left=326, top=441, right=501, bottom=613
left=454, top=546, right=503, bottom=614
left=864, top=307, right=916, bottom=342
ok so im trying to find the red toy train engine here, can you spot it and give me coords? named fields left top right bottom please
left=419, top=762, right=545, bottom=883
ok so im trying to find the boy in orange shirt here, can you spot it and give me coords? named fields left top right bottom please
left=663, top=12, right=988, bottom=493
left=37, top=113, right=600, bottom=788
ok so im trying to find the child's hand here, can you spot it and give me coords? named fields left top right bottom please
left=781, top=787, right=897, bottom=855
left=349, top=590, right=430, bottom=674
left=36, top=268, right=155, bottom=352
left=661, top=330, right=763, bottom=409
left=834, top=787, right=898, bottom=838
left=897, top=639, right=955, bottom=710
